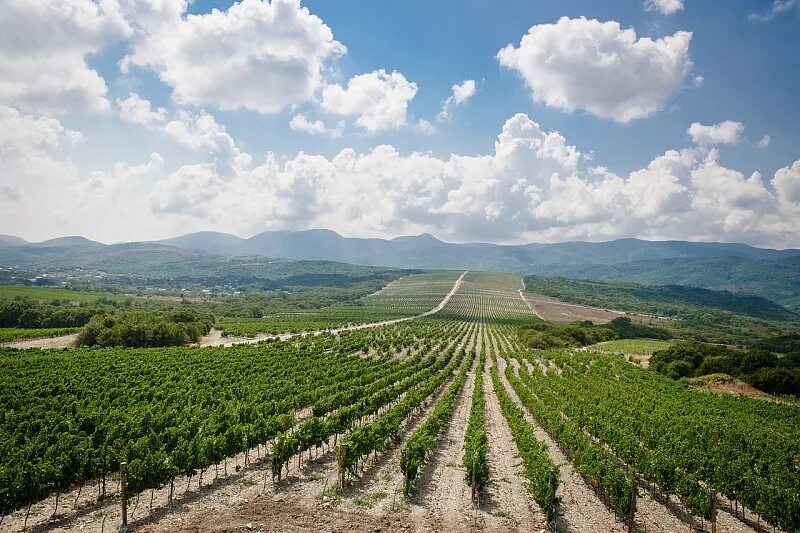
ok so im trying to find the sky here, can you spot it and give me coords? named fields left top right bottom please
left=1, top=0, right=800, bottom=248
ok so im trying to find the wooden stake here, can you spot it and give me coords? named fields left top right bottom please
left=120, top=462, right=128, bottom=528
left=627, top=481, right=637, bottom=533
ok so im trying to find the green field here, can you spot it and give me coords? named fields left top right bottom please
left=589, top=338, right=674, bottom=355
left=0, top=285, right=132, bottom=302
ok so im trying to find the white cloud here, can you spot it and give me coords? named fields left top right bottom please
left=758, top=135, right=772, bottom=149
left=774, top=160, right=800, bottom=215
left=71, top=152, right=164, bottom=202
left=138, top=113, right=800, bottom=248
left=644, top=0, right=684, bottom=15
left=163, top=110, right=239, bottom=158
left=320, top=70, right=418, bottom=133
left=121, top=0, right=345, bottom=114
left=289, top=114, right=344, bottom=138
left=117, top=93, right=167, bottom=127
left=749, top=0, right=800, bottom=21
left=437, top=79, right=477, bottom=121
left=416, top=119, right=436, bottom=135
left=0, top=104, right=84, bottom=186
left=688, top=120, right=744, bottom=146
left=497, top=17, right=692, bottom=123
left=0, top=0, right=130, bottom=114
left=693, top=75, right=704, bottom=87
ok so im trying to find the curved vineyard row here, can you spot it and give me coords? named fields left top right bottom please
left=0, top=319, right=465, bottom=520
left=517, top=350, right=800, bottom=531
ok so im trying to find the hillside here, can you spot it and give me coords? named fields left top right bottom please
left=4, top=230, right=800, bottom=310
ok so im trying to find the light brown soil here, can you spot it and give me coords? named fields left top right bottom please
left=482, top=353, right=549, bottom=532
left=518, top=292, right=663, bottom=325
left=1, top=333, right=78, bottom=349
left=693, top=379, right=775, bottom=401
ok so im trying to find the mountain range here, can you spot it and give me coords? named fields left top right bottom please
left=2, top=230, right=799, bottom=311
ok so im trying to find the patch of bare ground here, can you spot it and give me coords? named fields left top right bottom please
left=151, top=495, right=417, bottom=532
left=1, top=333, right=78, bottom=349
left=691, top=378, right=776, bottom=402
left=406, top=338, right=480, bottom=532
left=480, top=346, right=549, bottom=532
left=518, top=292, right=663, bottom=326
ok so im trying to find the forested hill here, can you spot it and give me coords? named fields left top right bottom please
left=0, top=241, right=412, bottom=291
left=3, top=230, right=800, bottom=311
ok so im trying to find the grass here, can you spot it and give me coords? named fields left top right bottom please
left=681, top=373, right=736, bottom=386
left=0, top=327, right=79, bottom=343
left=352, top=490, right=388, bottom=508
left=590, top=338, right=674, bottom=355
left=0, top=285, right=131, bottom=302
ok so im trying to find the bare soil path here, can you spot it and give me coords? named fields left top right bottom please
left=480, top=330, right=549, bottom=532
left=407, top=330, right=481, bottom=532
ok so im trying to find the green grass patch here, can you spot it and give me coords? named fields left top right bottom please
left=591, top=338, right=674, bottom=355
left=0, top=285, right=130, bottom=302
left=352, top=490, right=387, bottom=508
left=681, top=373, right=736, bottom=386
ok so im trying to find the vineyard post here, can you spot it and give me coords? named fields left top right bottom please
left=119, top=462, right=128, bottom=529
left=627, top=479, right=637, bottom=533
left=711, top=492, right=717, bottom=533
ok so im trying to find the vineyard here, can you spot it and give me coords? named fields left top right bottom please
left=1, top=271, right=797, bottom=532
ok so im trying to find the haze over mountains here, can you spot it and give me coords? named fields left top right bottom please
left=2, top=229, right=800, bottom=311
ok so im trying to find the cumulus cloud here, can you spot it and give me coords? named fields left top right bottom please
left=437, top=79, right=477, bottom=121
left=71, top=152, right=164, bottom=202
left=758, top=135, right=772, bottom=149
left=416, top=119, right=436, bottom=135
left=0, top=0, right=130, bottom=114
left=0, top=104, right=84, bottom=187
left=117, top=93, right=167, bottom=127
left=121, top=0, right=345, bottom=114
left=749, top=0, right=799, bottom=21
left=774, top=160, right=800, bottom=216
left=644, top=0, right=684, bottom=15
left=497, top=17, right=693, bottom=123
left=688, top=120, right=744, bottom=146
left=138, top=111, right=800, bottom=247
left=320, top=70, right=418, bottom=133
left=289, top=114, right=344, bottom=138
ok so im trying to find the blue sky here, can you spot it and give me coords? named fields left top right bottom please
left=1, top=0, right=799, bottom=247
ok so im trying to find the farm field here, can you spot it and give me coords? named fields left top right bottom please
left=1, top=271, right=797, bottom=533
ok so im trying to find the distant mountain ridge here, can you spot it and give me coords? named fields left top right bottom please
left=2, top=229, right=799, bottom=311
left=155, top=229, right=800, bottom=268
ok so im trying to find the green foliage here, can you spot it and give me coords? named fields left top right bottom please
left=338, top=329, right=474, bottom=485
left=519, top=316, right=669, bottom=350
left=651, top=342, right=800, bottom=395
left=523, top=275, right=800, bottom=345
left=76, top=309, right=214, bottom=348
left=463, top=352, right=489, bottom=495
left=0, top=320, right=457, bottom=517
left=520, top=349, right=800, bottom=531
